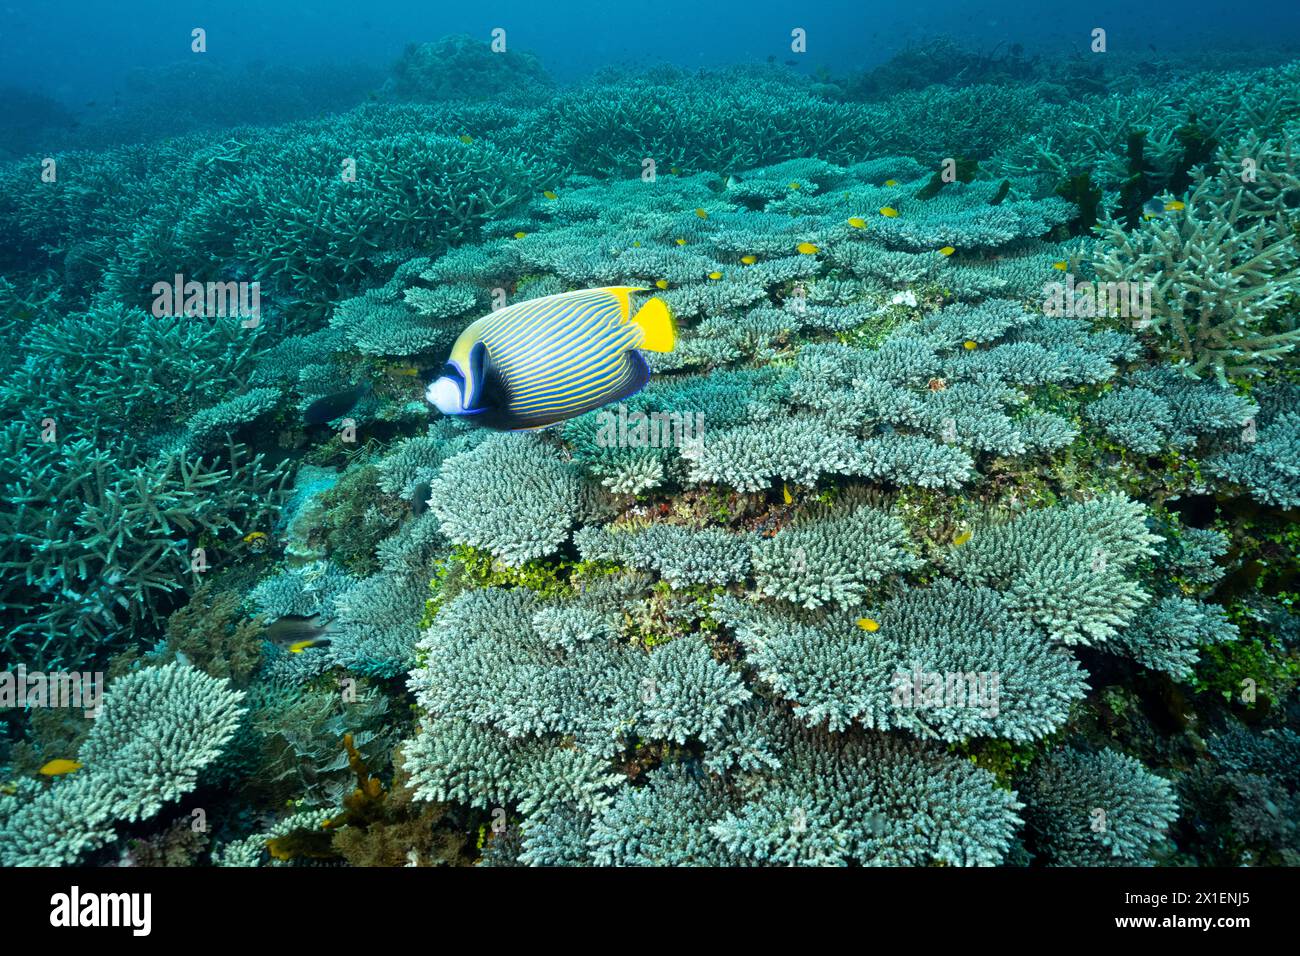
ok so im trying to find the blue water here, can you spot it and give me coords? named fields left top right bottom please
left=5, top=0, right=1300, bottom=133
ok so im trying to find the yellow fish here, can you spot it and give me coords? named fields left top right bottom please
left=458, top=135, right=473, bottom=144
left=543, top=190, right=558, bottom=200
left=847, top=217, right=867, bottom=229
left=670, top=166, right=681, bottom=175
left=789, top=182, right=801, bottom=189
left=741, top=255, right=757, bottom=265
left=655, top=279, right=669, bottom=290
left=513, top=231, right=527, bottom=240
left=879, top=207, right=898, bottom=218
left=675, top=238, right=687, bottom=246
left=40, top=759, right=82, bottom=777
left=288, top=639, right=320, bottom=654
left=782, top=483, right=793, bottom=504
left=708, top=271, right=723, bottom=280
left=633, top=241, right=641, bottom=247
left=796, top=242, right=819, bottom=255
left=939, top=246, right=956, bottom=256
left=1164, top=200, right=1185, bottom=211
left=884, top=179, right=898, bottom=187
left=242, top=531, right=266, bottom=544
left=694, top=208, right=709, bottom=219
left=1052, top=261, right=1068, bottom=271
left=963, top=340, right=978, bottom=350
left=953, top=529, right=973, bottom=547
left=857, top=618, right=880, bottom=632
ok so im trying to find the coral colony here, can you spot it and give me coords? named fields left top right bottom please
left=0, top=29, right=1298, bottom=871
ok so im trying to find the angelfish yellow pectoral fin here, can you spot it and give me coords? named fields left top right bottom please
left=630, top=296, right=675, bottom=352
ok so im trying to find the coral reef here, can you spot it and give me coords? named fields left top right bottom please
left=1092, top=132, right=1300, bottom=381
left=1, top=34, right=1296, bottom=871
left=1020, top=747, right=1179, bottom=866
left=0, top=663, right=245, bottom=866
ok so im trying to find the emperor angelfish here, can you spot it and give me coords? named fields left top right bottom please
left=425, top=286, right=675, bottom=431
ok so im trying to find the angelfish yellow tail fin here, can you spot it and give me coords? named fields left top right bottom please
left=630, top=296, right=675, bottom=352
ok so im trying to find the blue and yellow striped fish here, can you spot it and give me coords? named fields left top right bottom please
left=425, top=286, right=675, bottom=431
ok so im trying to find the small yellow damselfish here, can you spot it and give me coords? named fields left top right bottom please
left=40, top=759, right=82, bottom=776
left=847, top=217, right=867, bottom=229
left=939, top=246, right=956, bottom=256
left=857, top=618, right=880, bottom=632
left=741, top=255, right=757, bottom=265
left=796, top=242, right=819, bottom=255
left=879, top=206, right=899, bottom=218
left=543, top=190, right=558, bottom=200
left=426, top=287, right=675, bottom=432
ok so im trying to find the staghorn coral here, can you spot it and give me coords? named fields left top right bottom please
left=5, top=303, right=269, bottom=448
left=1092, top=132, right=1300, bottom=382
left=0, top=428, right=285, bottom=669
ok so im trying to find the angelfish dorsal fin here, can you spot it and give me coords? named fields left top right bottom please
left=605, top=286, right=649, bottom=321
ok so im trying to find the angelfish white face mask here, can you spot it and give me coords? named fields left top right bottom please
left=426, top=376, right=465, bottom=415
